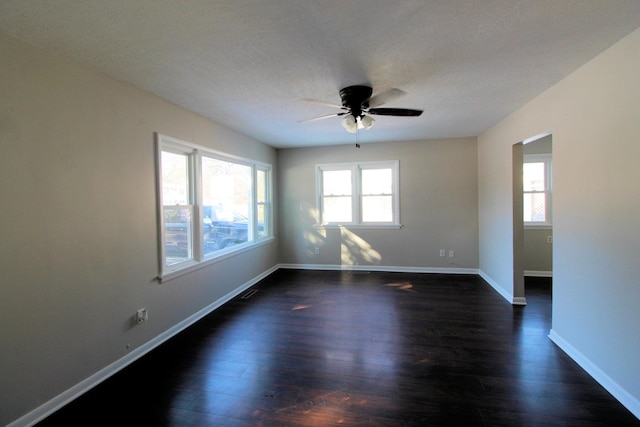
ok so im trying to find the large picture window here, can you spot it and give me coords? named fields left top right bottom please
left=316, top=161, right=400, bottom=227
left=157, top=134, right=272, bottom=280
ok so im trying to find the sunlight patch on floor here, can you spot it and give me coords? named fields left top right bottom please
left=384, top=282, right=416, bottom=292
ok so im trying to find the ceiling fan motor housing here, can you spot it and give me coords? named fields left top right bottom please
left=339, top=85, right=373, bottom=117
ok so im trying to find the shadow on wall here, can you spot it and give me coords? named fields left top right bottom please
left=299, top=202, right=326, bottom=257
left=340, top=226, right=381, bottom=266
left=299, top=202, right=382, bottom=266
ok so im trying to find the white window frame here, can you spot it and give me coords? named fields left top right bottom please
left=316, top=160, right=400, bottom=228
left=156, top=133, right=273, bottom=282
left=523, top=153, right=552, bottom=228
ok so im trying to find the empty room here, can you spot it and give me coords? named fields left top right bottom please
left=1, top=2, right=639, bottom=426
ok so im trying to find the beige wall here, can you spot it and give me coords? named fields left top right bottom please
left=523, top=229, right=552, bottom=273
left=478, top=27, right=640, bottom=416
left=278, top=138, right=478, bottom=271
left=0, top=33, right=278, bottom=425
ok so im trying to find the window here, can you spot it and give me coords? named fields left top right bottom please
left=316, top=161, right=399, bottom=227
left=523, top=154, right=552, bottom=225
left=161, top=149, right=194, bottom=266
left=157, top=134, right=272, bottom=279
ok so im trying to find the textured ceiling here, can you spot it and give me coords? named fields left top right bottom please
left=1, top=1, right=640, bottom=148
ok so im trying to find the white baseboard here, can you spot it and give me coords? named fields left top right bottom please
left=524, top=270, right=553, bottom=277
left=278, top=263, right=478, bottom=275
left=478, top=270, right=527, bottom=305
left=512, top=296, right=527, bottom=305
left=10, top=264, right=280, bottom=427
left=549, top=329, right=640, bottom=420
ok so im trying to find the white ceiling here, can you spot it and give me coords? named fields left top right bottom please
left=1, top=1, right=640, bottom=148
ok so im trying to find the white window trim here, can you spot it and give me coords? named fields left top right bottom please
left=156, top=133, right=273, bottom=282
left=316, top=160, right=401, bottom=229
left=524, top=153, right=552, bottom=228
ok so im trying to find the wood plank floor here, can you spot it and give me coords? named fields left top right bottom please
left=37, top=270, right=639, bottom=426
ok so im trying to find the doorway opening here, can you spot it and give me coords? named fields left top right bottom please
left=514, top=133, right=553, bottom=307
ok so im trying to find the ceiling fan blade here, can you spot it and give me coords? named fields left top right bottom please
left=301, top=98, right=346, bottom=110
left=368, top=107, right=423, bottom=117
left=366, top=88, right=406, bottom=108
left=298, top=112, right=346, bottom=123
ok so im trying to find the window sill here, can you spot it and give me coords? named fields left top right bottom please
left=158, top=236, right=275, bottom=283
left=315, top=224, right=402, bottom=230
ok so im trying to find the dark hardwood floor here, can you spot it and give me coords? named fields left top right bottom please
left=37, top=270, right=638, bottom=426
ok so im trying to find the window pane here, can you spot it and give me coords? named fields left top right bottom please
left=362, top=168, right=392, bottom=195
left=257, top=169, right=266, bottom=203
left=162, top=151, right=190, bottom=205
left=323, top=196, right=352, bottom=222
left=256, top=169, right=268, bottom=238
left=323, top=170, right=352, bottom=196
left=202, top=157, right=251, bottom=254
left=523, top=162, right=545, bottom=192
left=164, top=207, right=192, bottom=265
left=257, top=204, right=267, bottom=238
left=524, top=193, right=546, bottom=222
left=362, top=195, right=393, bottom=222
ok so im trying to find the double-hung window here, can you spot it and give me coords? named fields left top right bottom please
left=523, top=154, right=552, bottom=226
left=316, top=161, right=400, bottom=227
left=157, top=133, right=272, bottom=280
left=160, top=146, right=196, bottom=267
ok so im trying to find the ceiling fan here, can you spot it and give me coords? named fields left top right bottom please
left=299, top=85, right=423, bottom=133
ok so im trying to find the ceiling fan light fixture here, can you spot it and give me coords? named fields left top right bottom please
left=360, top=115, right=375, bottom=130
left=341, top=114, right=358, bottom=133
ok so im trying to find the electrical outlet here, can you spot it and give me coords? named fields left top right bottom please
left=315, top=247, right=320, bottom=254
left=136, top=308, right=148, bottom=324
left=449, top=250, right=454, bottom=258
left=547, top=236, right=553, bottom=244
left=439, top=249, right=445, bottom=257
